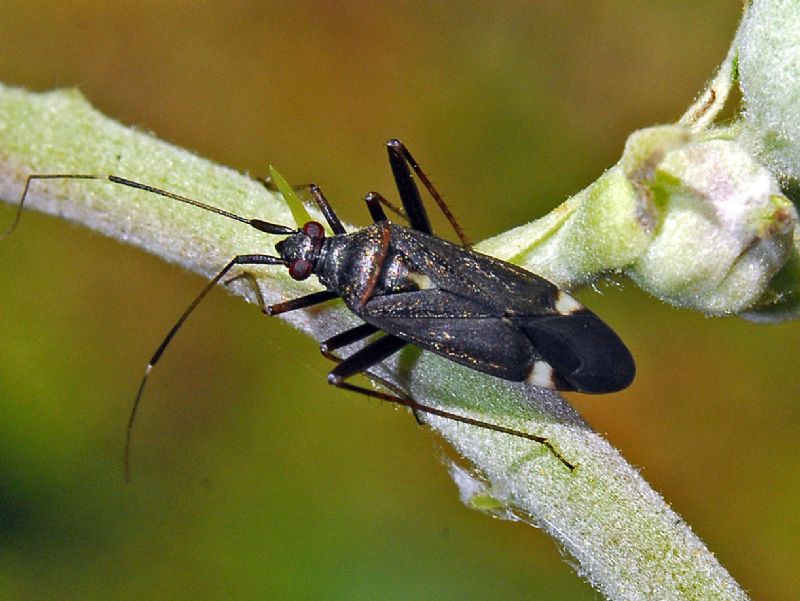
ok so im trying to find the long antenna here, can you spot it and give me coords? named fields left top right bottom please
left=4, top=174, right=296, bottom=239
left=123, top=252, right=284, bottom=482
left=5, top=173, right=295, bottom=481
left=2, top=174, right=102, bottom=240
left=107, top=176, right=295, bottom=235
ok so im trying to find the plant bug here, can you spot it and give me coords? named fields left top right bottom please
left=5, top=139, right=635, bottom=477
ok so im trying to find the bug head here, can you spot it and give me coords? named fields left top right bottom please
left=274, top=220, right=326, bottom=281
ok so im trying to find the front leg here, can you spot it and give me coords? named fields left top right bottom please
left=258, top=176, right=347, bottom=235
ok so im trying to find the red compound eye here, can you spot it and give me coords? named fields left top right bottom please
left=288, top=258, right=313, bottom=281
left=302, top=221, right=325, bottom=239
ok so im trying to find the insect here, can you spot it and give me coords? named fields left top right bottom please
left=5, top=139, right=635, bottom=476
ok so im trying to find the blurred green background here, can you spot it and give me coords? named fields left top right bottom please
left=0, top=2, right=797, bottom=600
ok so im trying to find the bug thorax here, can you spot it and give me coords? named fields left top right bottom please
left=274, top=221, right=326, bottom=281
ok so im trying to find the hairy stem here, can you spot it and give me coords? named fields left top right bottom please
left=0, top=85, right=748, bottom=600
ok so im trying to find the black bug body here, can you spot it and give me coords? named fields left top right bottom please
left=7, top=139, right=635, bottom=475
left=280, top=219, right=634, bottom=393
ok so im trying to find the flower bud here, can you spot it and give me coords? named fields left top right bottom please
left=624, top=125, right=797, bottom=314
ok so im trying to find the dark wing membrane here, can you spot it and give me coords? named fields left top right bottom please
left=360, top=289, right=536, bottom=381
left=519, top=311, right=636, bottom=393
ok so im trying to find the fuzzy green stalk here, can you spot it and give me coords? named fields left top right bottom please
left=0, top=84, right=749, bottom=600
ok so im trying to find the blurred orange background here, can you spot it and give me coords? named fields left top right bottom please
left=1, top=2, right=796, bottom=600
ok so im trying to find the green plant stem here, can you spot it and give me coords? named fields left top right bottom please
left=0, top=85, right=748, bottom=601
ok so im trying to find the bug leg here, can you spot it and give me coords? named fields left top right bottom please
left=224, top=271, right=339, bottom=317
left=124, top=253, right=283, bottom=482
left=320, top=324, right=422, bottom=417
left=325, top=334, right=408, bottom=381
left=307, top=184, right=347, bottom=235
left=364, top=191, right=407, bottom=224
left=386, top=139, right=472, bottom=247
left=385, top=141, right=433, bottom=235
left=320, top=322, right=380, bottom=352
left=322, top=334, right=427, bottom=423
left=267, top=290, right=340, bottom=316
left=259, top=176, right=348, bottom=235
left=223, top=272, right=269, bottom=314
left=257, top=176, right=312, bottom=196
left=324, top=336, right=575, bottom=470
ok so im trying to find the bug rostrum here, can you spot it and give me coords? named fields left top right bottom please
left=6, top=139, right=635, bottom=477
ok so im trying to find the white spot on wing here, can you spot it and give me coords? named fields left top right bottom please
left=409, top=272, right=434, bottom=290
left=527, top=361, right=556, bottom=388
left=554, top=290, right=583, bottom=315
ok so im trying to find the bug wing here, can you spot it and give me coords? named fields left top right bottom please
left=515, top=310, right=635, bottom=393
left=363, top=228, right=635, bottom=393
left=361, top=288, right=537, bottom=380
left=391, top=228, right=562, bottom=312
